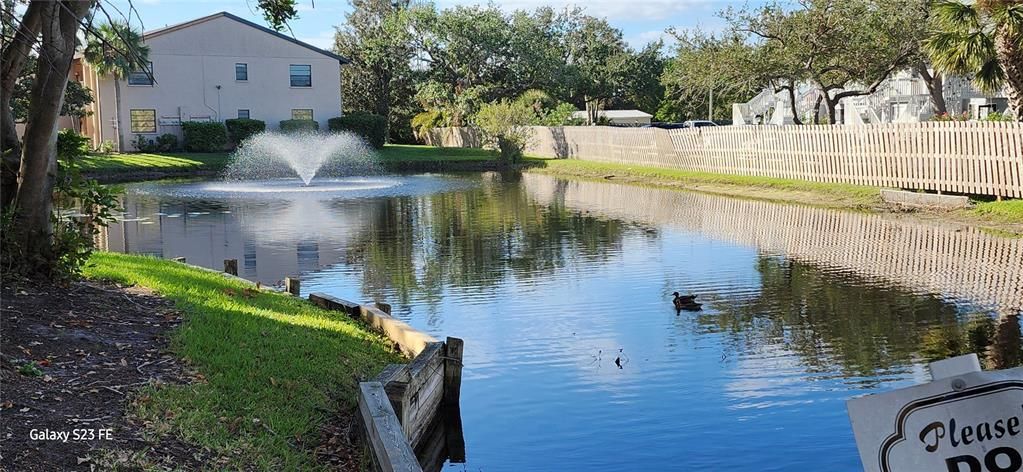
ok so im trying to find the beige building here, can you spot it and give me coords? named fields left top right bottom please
left=78, top=12, right=348, bottom=151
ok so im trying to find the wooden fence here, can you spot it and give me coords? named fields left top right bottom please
left=428, top=122, right=1023, bottom=198
left=309, top=293, right=464, bottom=472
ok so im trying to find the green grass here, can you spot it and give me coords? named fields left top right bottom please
left=376, top=144, right=497, bottom=162
left=83, top=252, right=401, bottom=470
left=972, top=199, right=1023, bottom=222
left=523, top=157, right=881, bottom=205
left=81, top=152, right=231, bottom=173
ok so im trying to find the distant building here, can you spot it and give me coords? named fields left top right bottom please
left=732, top=70, right=1012, bottom=125
left=571, top=110, right=653, bottom=126
left=76, top=11, right=349, bottom=151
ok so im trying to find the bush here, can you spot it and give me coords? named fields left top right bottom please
left=328, top=113, right=386, bottom=148
left=182, top=121, right=227, bottom=152
left=983, top=112, right=1013, bottom=122
left=1, top=129, right=120, bottom=280
left=279, top=119, right=319, bottom=133
left=475, top=99, right=534, bottom=163
left=225, top=118, right=266, bottom=145
left=132, top=134, right=156, bottom=152
left=155, top=133, right=178, bottom=152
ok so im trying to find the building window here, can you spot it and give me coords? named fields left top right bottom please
left=127, top=62, right=153, bottom=85
left=238, top=109, right=250, bottom=119
left=291, top=109, right=313, bottom=120
left=130, top=109, right=156, bottom=133
left=289, top=64, right=311, bottom=87
left=235, top=63, right=248, bottom=81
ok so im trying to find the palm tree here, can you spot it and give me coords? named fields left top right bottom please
left=83, top=22, right=150, bottom=151
left=924, top=0, right=1023, bottom=121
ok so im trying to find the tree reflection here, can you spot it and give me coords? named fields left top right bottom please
left=343, top=177, right=625, bottom=307
left=701, top=256, right=1022, bottom=380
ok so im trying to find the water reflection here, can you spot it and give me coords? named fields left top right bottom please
left=101, top=172, right=1022, bottom=470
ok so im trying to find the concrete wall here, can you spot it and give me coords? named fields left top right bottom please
left=83, top=14, right=343, bottom=151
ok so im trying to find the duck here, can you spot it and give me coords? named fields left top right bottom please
left=672, top=292, right=702, bottom=311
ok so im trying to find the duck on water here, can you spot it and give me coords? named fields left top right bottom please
left=672, top=292, right=702, bottom=312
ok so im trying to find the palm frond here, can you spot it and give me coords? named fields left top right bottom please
left=932, top=0, right=982, bottom=32
left=973, top=56, right=1005, bottom=94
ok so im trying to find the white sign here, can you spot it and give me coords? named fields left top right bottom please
left=158, top=117, right=181, bottom=126
left=848, top=361, right=1023, bottom=472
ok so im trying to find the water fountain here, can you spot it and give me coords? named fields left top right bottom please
left=129, top=130, right=472, bottom=200
left=222, top=131, right=378, bottom=185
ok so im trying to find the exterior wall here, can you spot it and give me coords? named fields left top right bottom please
left=85, top=15, right=342, bottom=151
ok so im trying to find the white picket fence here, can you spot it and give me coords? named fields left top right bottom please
left=428, top=122, right=1023, bottom=198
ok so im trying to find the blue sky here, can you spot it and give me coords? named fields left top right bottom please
left=111, top=0, right=754, bottom=52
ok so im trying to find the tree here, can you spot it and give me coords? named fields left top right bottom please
left=333, top=0, right=417, bottom=142
left=660, top=30, right=769, bottom=121
left=924, top=0, right=1023, bottom=120
left=729, top=0, right=930, bottom=124
left=1, top=0, right=298, bottom=278
left=564, top=15, right=634, bottom=124
left=83, top=21, right=150, bottom=152
left=12, top=56, right=94, bottom=126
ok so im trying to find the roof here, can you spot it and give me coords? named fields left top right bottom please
left=145, top=12, right=350, bottom=64
left=571, top=110, right=654, bottom=119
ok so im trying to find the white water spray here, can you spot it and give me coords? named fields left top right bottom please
left=222, top=131, right=377, bottom=184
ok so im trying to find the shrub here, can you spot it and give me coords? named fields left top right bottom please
left=328, top=112, right=386, bottom=148
left=155, top=133, right=178, bottom=152
left=132, top=134, right=156, bottom=152
left=225, top=118, right=266, bottom=145
left=474, top=99, right=534, bottom=163
left=279, top=119, right=319, bottom=133
left=983, top=111, right=1013, bottom=122
left=182, top=121, right=228, bottom=152
left=95, top=140, right=116, bottom=154
left=1, top=129, right=120, bottom=280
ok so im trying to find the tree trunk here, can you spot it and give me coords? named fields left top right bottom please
left=113, top=78, right=124, bottom=151
left=914, top=63, right=947, bottom=116
left=812, top=94, right=824, bottom=125
left=785, top=85, right=802, bottom=125
left=824, top=94, right=839, bottom=125
left=994, top=28, right=1023, bottom=121
left=1, top=0, right=45, bottom=209
left=14, top=0, right=93, bottom=273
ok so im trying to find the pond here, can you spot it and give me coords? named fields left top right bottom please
left=100, top=172, right=1023, bottom=471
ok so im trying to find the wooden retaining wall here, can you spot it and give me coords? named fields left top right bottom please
left=309, top=293, right=464, bottom=472
left=428, top=122, right=1023, bottom=198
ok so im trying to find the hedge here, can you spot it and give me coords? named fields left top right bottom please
left=279, top=119, right=319, bottom=133
left=328, top=112, right=386, bottom=148
left=225, top=118, right=266, bottom=145
left=182, top=121, right=227, bottom=152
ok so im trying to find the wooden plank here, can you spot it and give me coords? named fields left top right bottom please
left=285, top=277, right=300, bottom=296
left=223, top=259, right=238, bottom=276
left=358, top=305, right=439, bottom=357
left=443, top=337, right=464, bottom=406
left=308, top=292, right=362, bottom=317
left=359, top=382, right=422, bottom=472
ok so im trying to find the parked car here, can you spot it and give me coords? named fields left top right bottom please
left=646, top=122, right=688, bottom=129
left=682, top=120, right=719, bottom=128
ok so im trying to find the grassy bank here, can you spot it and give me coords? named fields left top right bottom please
left=522, top=157, right=883, bottom=208
left=377, top=144, right=496, bottom=162
left=82, top=152, right=231, bottom=173
left=83, top=253, right=400, bottom=469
